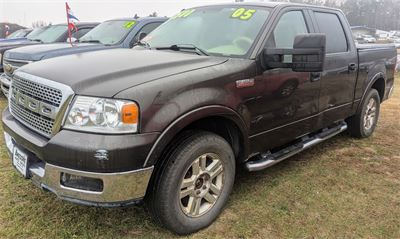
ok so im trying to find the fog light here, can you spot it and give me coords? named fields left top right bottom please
left=60, top=173, right=104, bottom=192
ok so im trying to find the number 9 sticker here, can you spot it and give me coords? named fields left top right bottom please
left=231, top=8, right=256, bottom=20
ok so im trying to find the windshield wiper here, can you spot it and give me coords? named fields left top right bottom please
left=155, top=44, right=209, bottom=56
left=79, top=39, right=101, bottom=43
left=30, top=39, right=43, bottom=43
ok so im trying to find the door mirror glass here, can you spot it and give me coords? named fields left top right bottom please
left=263, top=33, right=326, bottom=72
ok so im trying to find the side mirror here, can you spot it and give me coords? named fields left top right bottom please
left=138, top=32, right=147, bottom=41
left=66, top=37, right=78, bottom=43
left=263, top=33, right=326, bottom=72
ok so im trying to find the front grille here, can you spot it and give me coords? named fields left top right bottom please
left=9, top=72, right=73, bottom=138
left=13, top=75, right=63, bottom=106
left=10, top=100, right=54, bottom=136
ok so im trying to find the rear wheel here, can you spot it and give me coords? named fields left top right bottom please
left=146, top=131, right=235, bottom=235
left=347, top=89, right=380, bottom=138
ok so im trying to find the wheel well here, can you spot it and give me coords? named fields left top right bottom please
left=371, top=78, right=385, bottom=102
left=182, top=116, right=245, bottom=162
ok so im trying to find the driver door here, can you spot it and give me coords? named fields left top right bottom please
left=247, top=9, right=321, bottom=152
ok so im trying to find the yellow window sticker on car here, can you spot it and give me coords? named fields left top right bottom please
left=231, top=8, right=256, bottom=20
left=171, top=9, right=196, bottom=19
left=123, top=21, right=136, bottom=29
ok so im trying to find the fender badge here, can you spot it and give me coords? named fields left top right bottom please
left=236, top=78, right=255, bottom=88
left=94, top=150, right=109, bottom=161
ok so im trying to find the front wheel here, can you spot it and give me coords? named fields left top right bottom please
left=147, top=131, right=235, bottom=235
left=347, top=89, right=381, bottom=138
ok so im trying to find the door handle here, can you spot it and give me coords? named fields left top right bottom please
left=310, top=72, right=321, bottom=82
left=348, top=63, right=357, bottom=72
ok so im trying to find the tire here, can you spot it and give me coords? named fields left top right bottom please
left=146, top=131, right=235, bottom=235
left=347, top=89, right=380, bottom=138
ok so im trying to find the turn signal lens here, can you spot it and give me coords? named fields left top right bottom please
left=122, top=103, right=139, bottom=124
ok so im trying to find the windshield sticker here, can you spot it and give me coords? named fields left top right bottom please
left=123, top=21, right=136, bottom=29
left=231, top=8, right=256, bottom=20
left=171, top=9, right=196, bottom=19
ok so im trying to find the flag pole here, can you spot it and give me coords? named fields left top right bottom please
left=65, top=2, right=72, bottom=46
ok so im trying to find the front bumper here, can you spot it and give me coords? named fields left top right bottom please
left=0, top=73, right=11, bottom=97
left=5, top=134, right=153, bottom=206
left=2, top=107, right=159, bottom=206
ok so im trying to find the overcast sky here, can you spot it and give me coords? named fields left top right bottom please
left=0, top=0, right=250, bottom=27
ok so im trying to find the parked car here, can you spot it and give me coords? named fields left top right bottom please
left=0, top=22, right=98, bottom=73
left=355, top=36, right=367, bottom=44
left=2, top=2, right=396, bottom=235
left=393, top=38, right=400, bottom=48
left=363, top=34, right=377, bottom=43
left=0, top=28, right=44, bottom=45
left=0, top=17, right=166, bottom=97
left=3, top=29, right=32, bottom=40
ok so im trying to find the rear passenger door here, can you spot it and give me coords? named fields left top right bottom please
left=310, top=10, right=358, bottom=127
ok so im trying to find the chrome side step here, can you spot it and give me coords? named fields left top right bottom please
left=245, top=122, right=348, bottom=172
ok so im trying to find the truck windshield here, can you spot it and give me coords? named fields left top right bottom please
left=32, top=25, right=68, bottom=43
left=26, top=27, right=48, bottom=40
left=6, top=29, right=29, bottom=39
left=145, top=6, right=270, bottom=57
left=79, top=20, right=136, bottom=45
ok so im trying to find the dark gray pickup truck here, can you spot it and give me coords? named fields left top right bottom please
left=2, top=3, right=396, bottom=235
left=0, top=17, right=167, bottom=97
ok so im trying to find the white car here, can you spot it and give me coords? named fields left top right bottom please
left=393, top=38, right=400, bottom=48
left=363, top=35, right=377, bottom=43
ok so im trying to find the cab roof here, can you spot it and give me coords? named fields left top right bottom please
left=105, top=17, right=168, bottom=22
left=194, top=2, right=340, bottom=11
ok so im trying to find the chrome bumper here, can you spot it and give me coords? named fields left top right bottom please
left=0, top=73, right=11, bottom=98
left=4, top=132, right=153, bottom=207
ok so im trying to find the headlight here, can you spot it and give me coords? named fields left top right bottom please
left=64, top=96, right=139, bottom=134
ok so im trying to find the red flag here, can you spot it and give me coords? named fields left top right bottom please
left=65, top=2, right=79, bottom=46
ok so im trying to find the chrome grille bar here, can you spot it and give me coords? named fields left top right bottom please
left=13, top=75, right=63, bottom=106
left=10, top=100, right=54, bottom=136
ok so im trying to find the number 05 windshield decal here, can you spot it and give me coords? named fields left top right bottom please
left=171, top=9, right=196, bottom=19
left=231, top=8, right=257, bottom=20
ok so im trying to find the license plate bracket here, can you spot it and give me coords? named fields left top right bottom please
left=13, top=146, right=29, bottom=178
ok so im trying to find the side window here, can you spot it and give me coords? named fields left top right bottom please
left=314, top=12, right=347, bottom=53
left=72, top=28, right=92, bottom=39
left=267, top=11, right=308, bottom=49
left=138, top=22, right=162, bottom=37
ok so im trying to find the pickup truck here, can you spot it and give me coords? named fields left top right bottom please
left=2, top=2, right=396, bottom=235
left=0, top=29, right=33, bottom=41
left=0, top=17, right=166, bottom=97
left=0, top=22, right=98, bottom=74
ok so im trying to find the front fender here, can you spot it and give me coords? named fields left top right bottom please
left=142, top=105, right=249, bottom=167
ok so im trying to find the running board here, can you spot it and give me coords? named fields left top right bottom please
left=245, top=122, right=348, bottom=172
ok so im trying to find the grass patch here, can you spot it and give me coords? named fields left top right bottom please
left=0, top=74, right=399, bottom=238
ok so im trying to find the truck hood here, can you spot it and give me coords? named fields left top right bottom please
left=5, top=43, right=111, bottom=61
left=18, top=48, right=228, bottom=97
left=0, top=41, right=39, bottom=53
left=0, top=39, right=37, bottom=47
left=0, top=37, right=27, bottom=43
